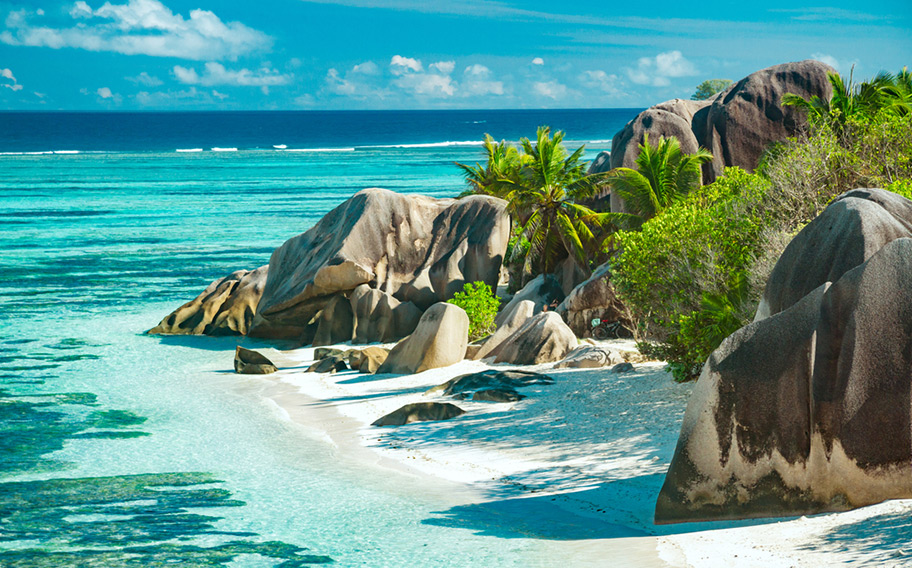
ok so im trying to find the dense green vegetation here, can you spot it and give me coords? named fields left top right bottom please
left=692, top=79, right=733, bottom=100
left=448, top=281, right=501, bottom=341
left=458, top=67, right=911, bottom=381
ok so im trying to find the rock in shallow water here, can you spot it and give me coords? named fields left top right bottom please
left=234, top=346, right=277, bottom=375
left=657, top=197, right=912, bottom=523
left=372, top=402, right=465, bottom=426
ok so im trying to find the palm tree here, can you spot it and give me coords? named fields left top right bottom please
left=782, top=67, right=907, bottom=129
left=605, top=133, right=712, bottom=227
left=498, top=126, right=613, bottom=278
left=455, top=134, right=523, bottom=198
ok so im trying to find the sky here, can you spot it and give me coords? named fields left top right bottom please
left=0, top=0, right=909, bottom=110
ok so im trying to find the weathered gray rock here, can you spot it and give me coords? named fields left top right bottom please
left=611, top=362, right=635, bottom=374
left=473, top=388, right=525, bottom=402
left=427, top=369, right=553, bottom=397
left=587, top=150, right=611, bottom=174
left=553, top=256, right=591, bottom=296
left=756, top=188, right=912, bottom=320
left=472, top=300, right=535, bottom=361
left=495, top=274, right=564, bottom=328
left=148, top=266, right=268, bottom=336
left=703, top=60, right=833, bottom=182
left=314, top=347, right=344, bottom=360
left=656, top=236, right=912, bottom=524
left=554, top=345, right=621, bottom=369
left=350, top=284, right=422, bottom=344
left=312, top=294, right=355, bottom=347
left=234, top=346, right=277, bottom=375
left=249, top=189, right=509, bottom=340
left=377, top=303, right=469, bottom=374
left=372, top=402, right=465, bottom=426
left=556, top=262, right=631, bottom=337
left=487, top=312, right=577, bottom=365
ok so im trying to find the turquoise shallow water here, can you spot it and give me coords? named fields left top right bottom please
left=0, top=106, right=636, bottom=567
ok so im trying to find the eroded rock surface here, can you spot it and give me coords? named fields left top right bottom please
left=148, top=266, right=268, bottom=336
left=486, top=312, right=577, bottom=365
left=556, top=262, right=631, bottom=337
left=234, top=346, right=277, bottom=375
left=250, top=189, right=509, bottom=340
left=657, top=193, right=912, bottom=524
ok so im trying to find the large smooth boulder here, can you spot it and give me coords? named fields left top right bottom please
left=377, top=303, right=469, bottom=374
left=487, top=312, right=577, bottom=365
left=756, top=188, right=912, bottom=320
left=555, top=262, right=631, bottom=337
left=471, top=300, right=535, bottom=361
left=148, top=266, right=268, bottom=336
left=703, top=60, right=833, bottom=182
left=656, top=236, right=912, bottom=523
left=372, top=402, right=466, bottom=426
left=350, top=284, right=422, bottom=344
left=495, top=274, right=564, bottom=328
left=249, top=189, right=509, bottom=340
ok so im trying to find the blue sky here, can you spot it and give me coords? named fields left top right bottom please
left=0, top=0, right=909, bottom=110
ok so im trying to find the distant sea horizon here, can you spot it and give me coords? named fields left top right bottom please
left=0, top=108, right=642, bottom=154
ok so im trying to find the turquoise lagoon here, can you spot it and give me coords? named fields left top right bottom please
left=0, top=111, right=636, bottom=566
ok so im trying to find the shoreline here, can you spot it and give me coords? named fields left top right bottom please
left=247, top=340, right=912, bottom=567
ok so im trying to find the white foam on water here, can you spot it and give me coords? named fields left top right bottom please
left=176, top=148, right=204, bottom=153
left=282, top=147, right=356, bottom=153
left=211, top=147, right=238, bottom=152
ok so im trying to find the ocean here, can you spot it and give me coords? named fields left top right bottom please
left=0, top=109, right=639, bottom=566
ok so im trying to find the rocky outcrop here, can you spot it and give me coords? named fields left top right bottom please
left=703, top=60, right=833, bottom=182
left=350, top=284, right=423, bottom=344
left=555, top=262, right=631, bottom=337
left=587, top=151, right=611, bottom=174
left=353, top=346, right=390, bottom=374
left=372, top=402, right=465, bottom=426
left=607, top=60, right=834, bottom=213
left=148, top=266, right=268, bottom=336
left=656, top=193, right=912, bottom=524
left=472, top=300, right=535, bottom=361
left=377, top=303, right=469, bottom=374
left=756, top=188, right=912, bottom=320
left=495, top=274, right=564, bottom=328
left=486, top=312, right=577, bottom=365
left=312, top=295, right=354, bottom=347
left=234, top=346, right=277, bottom=375
left=249, top=189, right=509, bottom=341
left=473, top=389, right=525, bottom=402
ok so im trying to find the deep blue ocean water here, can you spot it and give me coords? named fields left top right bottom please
left=0, top=109, right=639, bottom=566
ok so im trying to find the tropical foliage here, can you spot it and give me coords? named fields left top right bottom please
left=605, top=133, right=713, bottom=226
left=455, top=134, right=523, bottom=197
left=448, top=281, right=500, bottom=341
left=692, top=79, right=733, bottom=100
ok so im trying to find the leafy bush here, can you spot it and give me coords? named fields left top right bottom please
left=613, top=168, right=772, bottom=380
left=448, top=281, right=501, bottom=341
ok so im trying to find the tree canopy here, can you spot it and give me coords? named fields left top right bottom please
left=692, top=79, right=733, bottom=101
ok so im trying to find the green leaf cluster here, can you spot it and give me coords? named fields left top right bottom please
left=448, top=281, right=501, bottom=342
left=692, top=79, right=733, bottom=101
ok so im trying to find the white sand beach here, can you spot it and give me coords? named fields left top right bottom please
left=248, top=340, right=912, bottom=567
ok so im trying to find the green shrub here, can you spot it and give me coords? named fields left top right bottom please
left=448, top=281, right=501, bottom=341
left=613, top=168, right=771, bottom=380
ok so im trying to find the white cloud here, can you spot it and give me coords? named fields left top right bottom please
left=212, top=90, right=228, bottom=100
left=395, top=72, right=456, bottom=97
left=390, top=55, right=422, bottom=75
left=627, top=50, right=697, bottom=87
left=172, top=62, right=292, bottom=91
left=97, top=86, right=114, bottom=98
left=810, top=52, right=856, bottom=73
left=580, top=70, right=622, bottom=96
left=462, top=64, right=503, bottom=96
left=533, top=80, right=567, bottom=100
left=352, top=61, right=379, bottom=75
left=126, top=71, right=163, bottom=86
left=532, top=57, right=544, bottom=65
left=2, top=1, right=271, bottom=60
left=1, top=67, right=22, bottom=91
left=325, top=67, right=357, bottom=95
left=429, top=60, right=455, bottom=74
